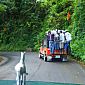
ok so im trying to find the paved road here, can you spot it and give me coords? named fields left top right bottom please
left=0, top=52, right=85, bottom=84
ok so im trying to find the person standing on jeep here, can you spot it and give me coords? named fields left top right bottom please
left=59, top=30, right=65, bottom=54
left=64, top=31, right=72, bottom=54
left=47, top=31, right=54, bottom=54
left=54, top=30, right=59, bottom=50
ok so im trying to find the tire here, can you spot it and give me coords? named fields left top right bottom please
left=61, top=55, right=68, bottom=62
left=60, top=55, right=63, bottom=61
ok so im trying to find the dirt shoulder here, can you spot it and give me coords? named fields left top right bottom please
left=70, top=57, right=85, bottom=68
left=0, top=56, right=8, bottom=66
left=0, top=56, right=3, bottom=62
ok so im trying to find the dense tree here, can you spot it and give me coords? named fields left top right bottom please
left=0, top=0, right=85, bottom=62
left=36, top=0, right=85, bottom=62
left=0, top=0, right=47, bottom=51
left=71, top=0, right=85, bottom=61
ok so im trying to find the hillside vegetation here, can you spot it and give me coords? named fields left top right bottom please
left=0, top=0, right=85, bottom=62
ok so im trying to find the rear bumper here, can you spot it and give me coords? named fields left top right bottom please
left=47, top=54, right=67, bottom=57
left=40, top=52, right=68, bottom=59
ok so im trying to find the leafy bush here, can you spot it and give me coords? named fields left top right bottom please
left=0, top=0, right=85, bottom=63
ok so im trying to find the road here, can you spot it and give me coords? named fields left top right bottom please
left=0, top=52, right=85, bottom=84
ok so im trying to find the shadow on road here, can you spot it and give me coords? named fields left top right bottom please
left=47, top=58, right=76, bottom=64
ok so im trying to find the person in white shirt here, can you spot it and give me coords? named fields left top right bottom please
left=59, top=30, right=65, bottom=54
left=60, top=30, right=65, bottom=42
left=65, top=31, right=72, bottom=42
left=54, top=31, right=59, bottom=50
left=64, top=31, right=72, bottom=54
left=61, top=30, right=65, bottom=33
left=58, top=30, right=61, bottom=34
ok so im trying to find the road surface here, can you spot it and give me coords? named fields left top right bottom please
left=0, top=52, right=85, bottom=84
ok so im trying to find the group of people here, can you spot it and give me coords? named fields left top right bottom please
left=46, top=29, right=72, bottom=54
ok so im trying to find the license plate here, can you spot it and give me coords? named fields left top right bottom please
left=55, top=55, right=60, bottom=58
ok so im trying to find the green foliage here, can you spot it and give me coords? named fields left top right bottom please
left=35, top=0, right=73, bottom=51
left=35, top=0, right=85, bottom=62
left=0, top=0, right=47, bottom=51
left=71, top=0, right=85, bottom=61
left=0, top=4, right=7, bottom=12
left=0, top=0, right=85, bottom=63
